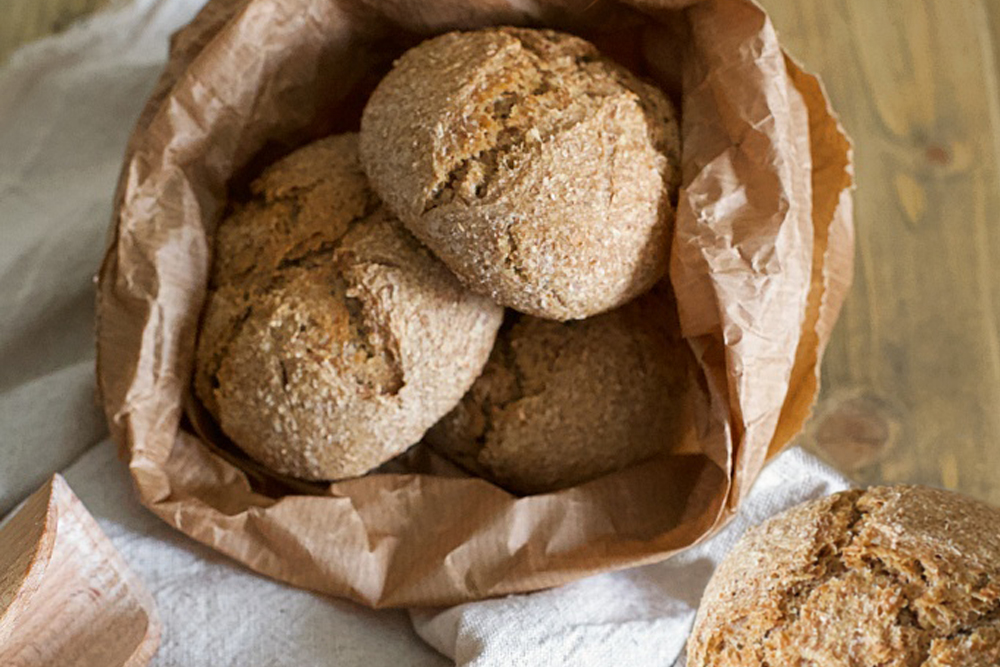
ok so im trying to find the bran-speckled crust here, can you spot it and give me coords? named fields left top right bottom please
left=193, top=134, right=504, bottom=481
left=425, top=283, right=692, bottom=494
left=688, top=486, right=1000, bottom=667
left=359, top=27, right=681, bottom=321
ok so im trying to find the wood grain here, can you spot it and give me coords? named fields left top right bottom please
left=762, top=0, right=1000, bottom=504
left=0, top=476, right=160, bottom=666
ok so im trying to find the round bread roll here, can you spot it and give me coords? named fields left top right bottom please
left=426, top=283, right=690, bottom=494
left=688, top=486, right=1000, bottom=667
left=360, top=27, right=681, bottom=321
left=194, top=133, right=504, bottom=481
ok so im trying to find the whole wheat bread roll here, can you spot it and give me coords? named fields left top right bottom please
left=360, top=27, right=681, bottom=321
left=426, top=283, right=690, bottom=494
left=194, top=133, right=504, bottom=481
left=688, top=486, right=1000, bottom=667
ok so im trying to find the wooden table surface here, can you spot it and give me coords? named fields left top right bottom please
left=763, top=0, right=1000, bottom=505
left=4, top=0, right=998, bottom=504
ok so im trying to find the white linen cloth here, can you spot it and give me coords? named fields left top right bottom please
left=0, top=1, right=852, bottom=664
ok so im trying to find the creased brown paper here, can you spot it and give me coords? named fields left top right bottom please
left=96, top=0, right=854, bottom=607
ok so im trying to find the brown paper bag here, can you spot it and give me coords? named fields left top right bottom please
left=96, top=0, right=854, bottom=607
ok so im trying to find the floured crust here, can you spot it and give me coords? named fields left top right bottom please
left=426, top=283, right=691, bottom=494
left=687, top=486, right=1000, bottom=667
left=360, top=27, right=681, bottom=321
left=194, top=133, right=504, bottom=481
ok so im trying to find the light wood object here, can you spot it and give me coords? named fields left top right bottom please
left=0, top=475, right=160, bottom=666
left=1, top=0, right=997, bottom=502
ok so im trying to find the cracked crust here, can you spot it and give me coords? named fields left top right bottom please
left=193, top=134, right=504, bottom=481
left=687, top=486, right=1000, bottom=667
left=359, top=27, right=681, bottom=321
left=425, top=282, right=692, bottom=494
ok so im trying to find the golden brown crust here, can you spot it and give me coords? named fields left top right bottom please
left=194, top=133, right=504, bottom=481
left=359, top=27, right=681, bottom=321
left=687, top=486, right=1000, bottom=667
left=426, top=283, right=691, bottom=494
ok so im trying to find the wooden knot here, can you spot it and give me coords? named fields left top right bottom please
left=807, top=392, right=900, bottom=472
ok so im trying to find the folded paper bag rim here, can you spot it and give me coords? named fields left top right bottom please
left=95, top=0, right=854, bottom=608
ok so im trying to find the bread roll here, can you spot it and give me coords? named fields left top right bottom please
left=688, top=486, right=1000, bottom=667
left=360, top=27, right=681, bottom=321
left=194, top=133, right=504, bottom=481
left=426, top=283, right=690, bottom=494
